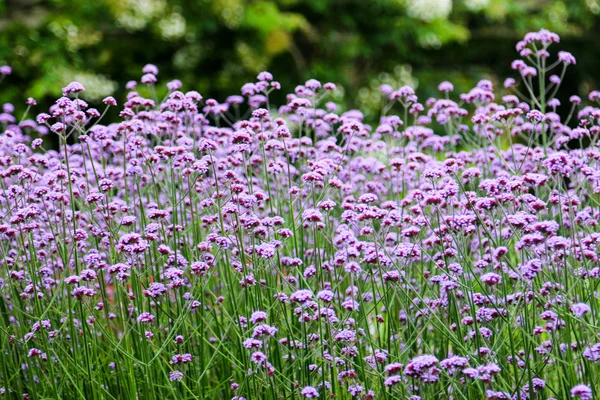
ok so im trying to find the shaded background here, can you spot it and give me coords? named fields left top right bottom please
left=1, top=0, right=599, bottom=122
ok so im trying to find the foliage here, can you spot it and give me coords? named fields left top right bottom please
left=0, top=0, right=599, bottom=119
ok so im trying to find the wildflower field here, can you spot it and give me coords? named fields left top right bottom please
left=2, top=29, right=600, bottom=399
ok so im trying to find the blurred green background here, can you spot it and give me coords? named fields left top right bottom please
left=1, top=0, right=600, bottom=121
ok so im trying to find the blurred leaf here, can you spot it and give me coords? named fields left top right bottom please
left=0, top=0, right=597, bottom=122
left=243, top=1, right=307, bottom=35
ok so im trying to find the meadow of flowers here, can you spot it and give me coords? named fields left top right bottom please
left=2, top=29, right=600, bottom=399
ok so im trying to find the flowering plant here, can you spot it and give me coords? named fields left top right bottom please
left=0, top=29, right=599, bottom=400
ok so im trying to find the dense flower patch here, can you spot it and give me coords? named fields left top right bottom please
left=1, top=29, right=600, bottom=399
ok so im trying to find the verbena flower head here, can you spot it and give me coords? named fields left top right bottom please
left=571, top=384, right=593, bottom=400
left=62, top=81, right=85, bottom=95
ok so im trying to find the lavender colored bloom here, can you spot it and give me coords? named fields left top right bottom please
left=31, top=138, right=43, bottom=149
left=167, top=80, right=182, bottom=91
left=571, top=303, right=591, bottom=318
left=62, top=81, right=85, bottom=95
left=141, top=74, right=157, bottom=84
left=103, top=96, right=117, bottom=106
left=142, top=64, right=159, bottom=75
left=169, top=370, right=184, bottom=382
left=583, top=343, right=600, bottom=362
left=504, top=78, right=516, bottom=88
left=548, top=98, right=561, bottom=108
left=51, top=123, right=66, bottom=133
left=170, top=353, right=193, bottom=365
left=250, top=351, right=267, bottom=365
left=480, top=272, right=502, bottom=286
left=250, top=311, right=267, bottom=324
left=243, top=339, right=262, bottom=349
left=438, top=81, right=454, bottom=92
left=384, top=375, right=402, bottom=386
left=404, top=355, right=440, bottom=383
left=117, top=233, right=149, bottom=254
left=440, top=356, right=469, bottom=375
left=558, top=51, right=576, bottom=65
left=257, top=71, right=273, bottom=81
left=300, top=386, right=319, bottom=399
left=226, top=95, right=244, bottom=104
left=302, top=209, right=324, bottom=223
left=571, top=385, right=593, bottom=400
left=137, top=312, right=155, bottom=323
left=290, top=290, right=313, bottom=303
left=305, top=79, right=321, bottom=90
left=143, top=283, right=167, bottom=298
left=317, top=290, right=334, bottom=303
left=27, top=348, right=42, bottom=358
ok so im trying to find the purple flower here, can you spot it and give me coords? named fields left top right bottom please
left=169, top=370, right=184, bottom=382
left=404, top=355, right=440, bottom=383
left=31, top=138, right=43, bottom=149
left=300, top=386, right=319, bottom=399
left=117, top=233, right=149, bottom=254
left=143, top=283, right=167, bottom=298
left=141, top=74, right=157, bottom=84
left=583, top=343, right=600, bottom=362
left=257, top=71, right=273, bottom=81
left=250, top=351, right=267, bottom=365
left=167, top=80, right=182, bottom=91
left=255, top=243, right=276, bottom=259
left=440, top=356, right=469, bottom=375
left=302, top=209, right=324, bottom=223
left=480, top=272, right=502, bottom=286
left=226, top=95, right=244, bottom=104
left=243, top=339, right=262, bottom=349
left=558, top=51, right=576, bottom=65
left=438, top=81, right=454, bottom=92
left=252, top=324, right=278, bottom=338
left=142, top=64, right=159, bottom=75
left=324, top=82, right=336, bottom=91
left=548, top=98, right=561, bottom=108
left=27, top=348, right=42, bottom=358
left=570, top=95, right=582, bottom=104
left=317, top=290, right=334, bottom=303
left=170, top=354, right=193, bottom=365
left=250, top=311, right=267, bottom=324
left=571, top=385, right=593, bottom=400
left=51, top=123, right=66, bottom=133
left=103, top=96, right=117, bottom=106
left=137, top=312, right=155, bottom=323
left=290, top=290, right=313, bottom=304
left=571, top=303, right=591, bottom=318
left=305, top=79, right=321, bottom=90
left=384, top=375, right=402, bottom=386
left=62, top=81, right=85, bottom=95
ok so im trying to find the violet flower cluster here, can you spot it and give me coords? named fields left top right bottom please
left=1, top=29, right=600, bottom=399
